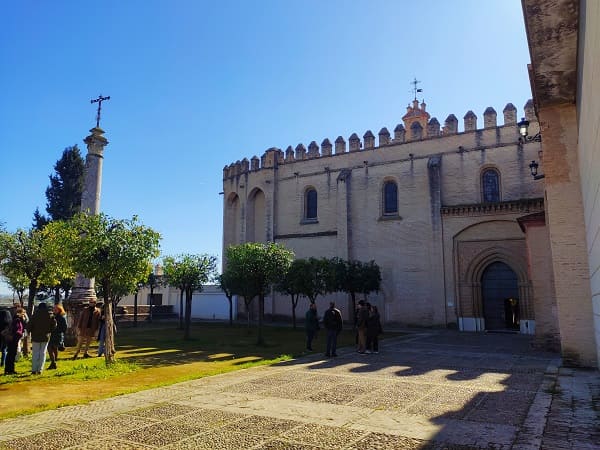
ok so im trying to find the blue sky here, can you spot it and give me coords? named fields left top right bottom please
left=0, top=1, right=531, bottom=294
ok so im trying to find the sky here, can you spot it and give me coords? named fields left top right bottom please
left=0, top=0, right=532, bottom=295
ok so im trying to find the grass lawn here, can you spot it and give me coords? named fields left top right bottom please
left=0, top=322, right=395, bottom=419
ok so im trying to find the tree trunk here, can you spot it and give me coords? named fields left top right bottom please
left=104, top=282, right=116, bottom=365
left=24, top=280, right=39, bottom=357
left=245, top=298, right=251, bottom=329
left=27, top=280, right=37, bottom=317
left=149, top=286, right=154, bottom=323
left=184, top=288, right=192, bottom=340
left=179, top=289, right=184, bottom=330
left=257, top=294, right=265, bottom=346
left=351, top=292, right=357, bottom=327
left=133, top=291, right=138, bottom=327
left=291, top=295, right=297, bottom=329
left=54, top=286, right=60, bottom=304
left=227, top=295, right=233, bottom=326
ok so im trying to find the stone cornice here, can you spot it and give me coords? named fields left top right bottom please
left=441, top=198, right=544, bottom=217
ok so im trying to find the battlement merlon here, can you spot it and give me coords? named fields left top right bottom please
left=223, top=100, right=537, bottom=178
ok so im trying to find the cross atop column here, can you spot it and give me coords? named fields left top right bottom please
left=90, top=94, right=111, bottom=128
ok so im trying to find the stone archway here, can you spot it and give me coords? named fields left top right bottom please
left=457, top=244, right=533, bottom=334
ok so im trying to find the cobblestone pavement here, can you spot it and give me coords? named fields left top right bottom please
left=0, top=331, right=598, bottom=449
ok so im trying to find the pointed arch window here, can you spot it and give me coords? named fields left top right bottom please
left=383, top=180, right=398, bottom=215
left=482, top=169, right=500, bottom=203
left=305, top=188, right=317, bottom=220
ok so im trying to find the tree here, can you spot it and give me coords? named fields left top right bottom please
left=0, top=227, right=70, bottom=315
left=334, top=258, right=382, bottom=326
left=225, top=242, right=293, bottom=345
left=32, top=208, right=49, bottom=230
left=145, top=270, right=164, bottom=323
left=64, top=213, right=160, bottom=364
left=297, top=257, right=335, bottom=305
left=275, top=259, right=306, bottom=329
left=44, top=145, right=85, bottom=222
left=1, top=264, right=28, bottom=305
left=31, top=146, right=86, bottom=300
left=163, top=254, right=217, bottom=340
left=217, top=271, right=238, bottom=326
left=359, top=260, right=382, bottom=299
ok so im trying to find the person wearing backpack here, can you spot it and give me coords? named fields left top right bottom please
left=47, top=304, right=67, bottom=370
left=3, top=308, right=26, bottom=375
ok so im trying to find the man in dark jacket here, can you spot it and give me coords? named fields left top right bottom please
left=323, top=302, right=343, bottom=357
left=28, top=302, right=56, bottom=374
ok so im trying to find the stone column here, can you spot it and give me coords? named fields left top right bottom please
left=66, top=127, right=108, bottom=339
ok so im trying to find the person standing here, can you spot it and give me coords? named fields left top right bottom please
left=3, top=308, right=26, bottom=375
left=28, top=302, right=56, bottom=375
left=366, top=305, right=382, bottom=354
left=305, top=303, right=319, bottom=351
left=356, top=300, right=369, bottom=354
left=73, top=300, right=101, bottom=359
left=323, top=302, right=343, bottom=357
left=0, top=307, right=12, bottom=367
left=47, top=304, right=67, bottom=370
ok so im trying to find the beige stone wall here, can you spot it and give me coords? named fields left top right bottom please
left=223, top=114, right=546, bottom=328
left=577, top=0, right=600, bottom=366
left=539, top=102, right=597, bottom=366
left=522, top=221, right=560, bottom=350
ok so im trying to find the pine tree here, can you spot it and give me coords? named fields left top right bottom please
left=45, top=145, right=85, bottom=221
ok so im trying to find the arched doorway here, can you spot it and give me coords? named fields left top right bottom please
left=481, top=262, right=520, bottom=331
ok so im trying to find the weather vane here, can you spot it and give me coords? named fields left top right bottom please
left=410, top=78, right=423, bottom=101
left=90, top=94, right=111, bottom=128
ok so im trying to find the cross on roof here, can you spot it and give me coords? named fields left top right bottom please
left=410, top=78, right=423, bottom=101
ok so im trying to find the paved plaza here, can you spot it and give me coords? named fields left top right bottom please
left=0, top=331, right=598, bottom=449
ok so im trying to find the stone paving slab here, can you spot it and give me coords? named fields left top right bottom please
left=1, top=330, right=597, bottom=449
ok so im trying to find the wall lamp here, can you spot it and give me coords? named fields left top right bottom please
left=517, top=117, right=541, bottom=143
left=529, top=160, right=545, bottom=180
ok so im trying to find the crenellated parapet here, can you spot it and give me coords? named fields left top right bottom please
left=379, top=127, right=391, bottom=145
left=223, top=100, right=537, bottom=178
left=483, top=107, right=497, bottom=128
left=349, top=133, right=361, bottom=152
left=363, top=130, right=375, bottom=149
left=443, top=114, right=458, bottom=134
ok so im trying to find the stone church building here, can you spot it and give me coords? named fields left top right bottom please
left=223, top=0, right=600, bottom=368
left=222, top=99, right=558, bottom=347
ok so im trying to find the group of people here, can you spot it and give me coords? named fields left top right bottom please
left=355, top=300, right=383, bottom=354
left=0, top=302, right=67, bottom=375
left=304, top=299, right=382, bottom=357
left=0, top=298, right=108, bottom=376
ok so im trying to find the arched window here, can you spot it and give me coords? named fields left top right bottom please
left=482, top=169, right=500, bottom=203
left=383, top=181, right=398, bottom=215
left=305, top=188, right=317, bottom=220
